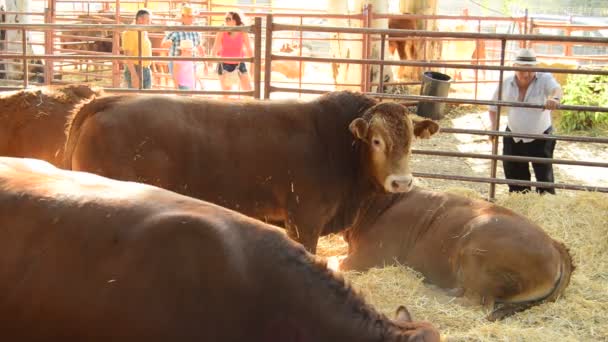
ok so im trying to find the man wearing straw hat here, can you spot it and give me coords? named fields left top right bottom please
left=161, top=4, right=207, bottom=85
left=488, top=48, right=563, bottom=194
left=121, top=9, right=152, bottom=89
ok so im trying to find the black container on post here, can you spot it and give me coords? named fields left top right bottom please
left=416, top=71, right=452, bottom=120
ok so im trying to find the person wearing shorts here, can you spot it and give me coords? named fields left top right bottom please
left=212, top=11, right=253, bottom=97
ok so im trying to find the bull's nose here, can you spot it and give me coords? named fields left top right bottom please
left=385, top=175, right=413, bottom=193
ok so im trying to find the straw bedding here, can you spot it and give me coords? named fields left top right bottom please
left=318, top=189, right=608, bottom=341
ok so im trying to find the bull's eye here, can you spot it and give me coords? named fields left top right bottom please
left=372, top=138, right=381, bottom=146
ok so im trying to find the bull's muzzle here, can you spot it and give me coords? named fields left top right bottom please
left=384, top=174, right=413, bottom=193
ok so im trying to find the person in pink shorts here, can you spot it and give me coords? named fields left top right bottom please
left=212, top=11, right=253, bottom=96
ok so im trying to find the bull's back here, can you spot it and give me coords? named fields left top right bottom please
left=66, top=95, right=327, bottom=215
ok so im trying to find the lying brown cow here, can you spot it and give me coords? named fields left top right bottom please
left=340, top=187, right=574, bottom=321
left=0, top=157, right=440, bottom=342
left=63, top=91, right=439, bottom=253
left=0, top=85, right=101, bottom=166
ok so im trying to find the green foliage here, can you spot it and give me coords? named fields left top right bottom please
left=559, top=72, right=608, bottom=132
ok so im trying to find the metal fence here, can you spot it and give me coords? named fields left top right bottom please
left=1, top=12, right=607, bottom=198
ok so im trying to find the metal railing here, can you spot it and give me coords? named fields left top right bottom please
left=1, top=12, right=607, bottom=198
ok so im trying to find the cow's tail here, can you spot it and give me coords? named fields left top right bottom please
left=488, top=240, right=574, bottom=321
left=63, top=95, right=123, bottom=170
left=543, top=240, right=575, bottom=303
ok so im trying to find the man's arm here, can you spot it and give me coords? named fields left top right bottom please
left=544, top=75, right=563, bottom=110
left=242, top=32, right=253, bottom=58
left=488, top=110, right=498, bottom=131
left=161, top=33, right=173, bottom=49
left=212, top=32, right=222, bottom=56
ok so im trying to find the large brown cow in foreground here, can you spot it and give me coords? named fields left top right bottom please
left=63, top=91, right=439, bottom=253
left=0, top=157, right=440, bottom=342
left=340, top=187, right=574, bottom=321
left=0, top=85, right=101, bottom=166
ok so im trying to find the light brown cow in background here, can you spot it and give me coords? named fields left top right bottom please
left=340, top=187, right=574, bottom=321
left=0, top=85, right=101, bottom=167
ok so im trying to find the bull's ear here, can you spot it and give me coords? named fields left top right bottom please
left=412, top=117, right=439, bottom=139
left=395, top=305, right=413, bottom=322
left=349, top=118, right=369, bottom=141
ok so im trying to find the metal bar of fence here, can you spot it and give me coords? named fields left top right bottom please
left=0, top=54, right=254, bottom=63
left=264, top=15, right=273, bottom=99
left=21, top=29, right=28, bottom=89
left=365, top=92, right=608, bottom=113
left=268, top=55, right=608, bottom=76
left=413, top=172, right=608, bottom=193
left=271, top=23, right=608, bottom=43
left=266, top=88, right=608, bottom=119
left=0, top=23, right=256, bottom=33
left=413, top=149, right=608, bottom=168
left=253, top=17, right=262, bottom=99
left=440, top=128, right=608, bottom=144
left=270, top=86, right=327, bottom=95
left=3, top=22, right=605, bottom=44
left=102, top=87, right=254, bottom=97
left=490, top=40, right=507, bottom=198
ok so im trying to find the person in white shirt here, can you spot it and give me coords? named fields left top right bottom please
left=488, top=48, right=562, bottom=194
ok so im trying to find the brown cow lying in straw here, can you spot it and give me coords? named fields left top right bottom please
left=340, top=187, right=574, bottom=321
left=0, top=84, right=101, bottom=167
left=63, top=91, right=439, bottom=254
left=0, top=156, right=440, bottom=342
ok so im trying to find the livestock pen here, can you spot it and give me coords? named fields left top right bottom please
left=1, top=2, right=607, bottom=341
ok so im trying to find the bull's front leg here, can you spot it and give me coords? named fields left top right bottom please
left=284, top=200, right=325, bottom=254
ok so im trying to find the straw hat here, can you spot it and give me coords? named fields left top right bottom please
left=513, top=48, right=538, bottom=66
left=181, top=5, right=194, bottom=16
left=179, top=39, right=194, bottom=50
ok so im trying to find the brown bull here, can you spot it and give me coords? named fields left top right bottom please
left=340, top=187, right=574, bottom=321
left=0, top=156, right=440, bottom=342
left=63, top=91, right=439, bottom=253
left=0, top=85, right=101, bottom=166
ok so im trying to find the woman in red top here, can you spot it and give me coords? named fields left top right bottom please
left=212, top=11, right=253, bottom=96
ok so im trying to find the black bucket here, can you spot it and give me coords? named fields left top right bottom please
left=416, top=71, right=452, bottom=120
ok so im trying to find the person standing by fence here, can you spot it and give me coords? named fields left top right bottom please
left=121, top=9, right=152, bottom=89
left=161, top=4, right=207, bottom=88
left=212, top=11, right=253, bottom=96
left=172, top=40, right=197, bottom=90
left=488, top=48, right=562, bottom=194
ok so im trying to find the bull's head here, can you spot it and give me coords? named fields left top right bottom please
left=349, top=102, right=438, bottom=193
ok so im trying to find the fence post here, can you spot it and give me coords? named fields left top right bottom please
left=489, top=39, right=508, bottom=200
left=263, top=14, right=272, bottom=99
left=378, top=33, right=385, bottom=93
left=361, top=4, right=370, bottom=93
left=43, top=3, right=55, bottom=85
left=112, top=0, right=121, bottom=88
left=22, top=28, right=28, bottom=88
left=253, top=16, right=262, bottom=99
